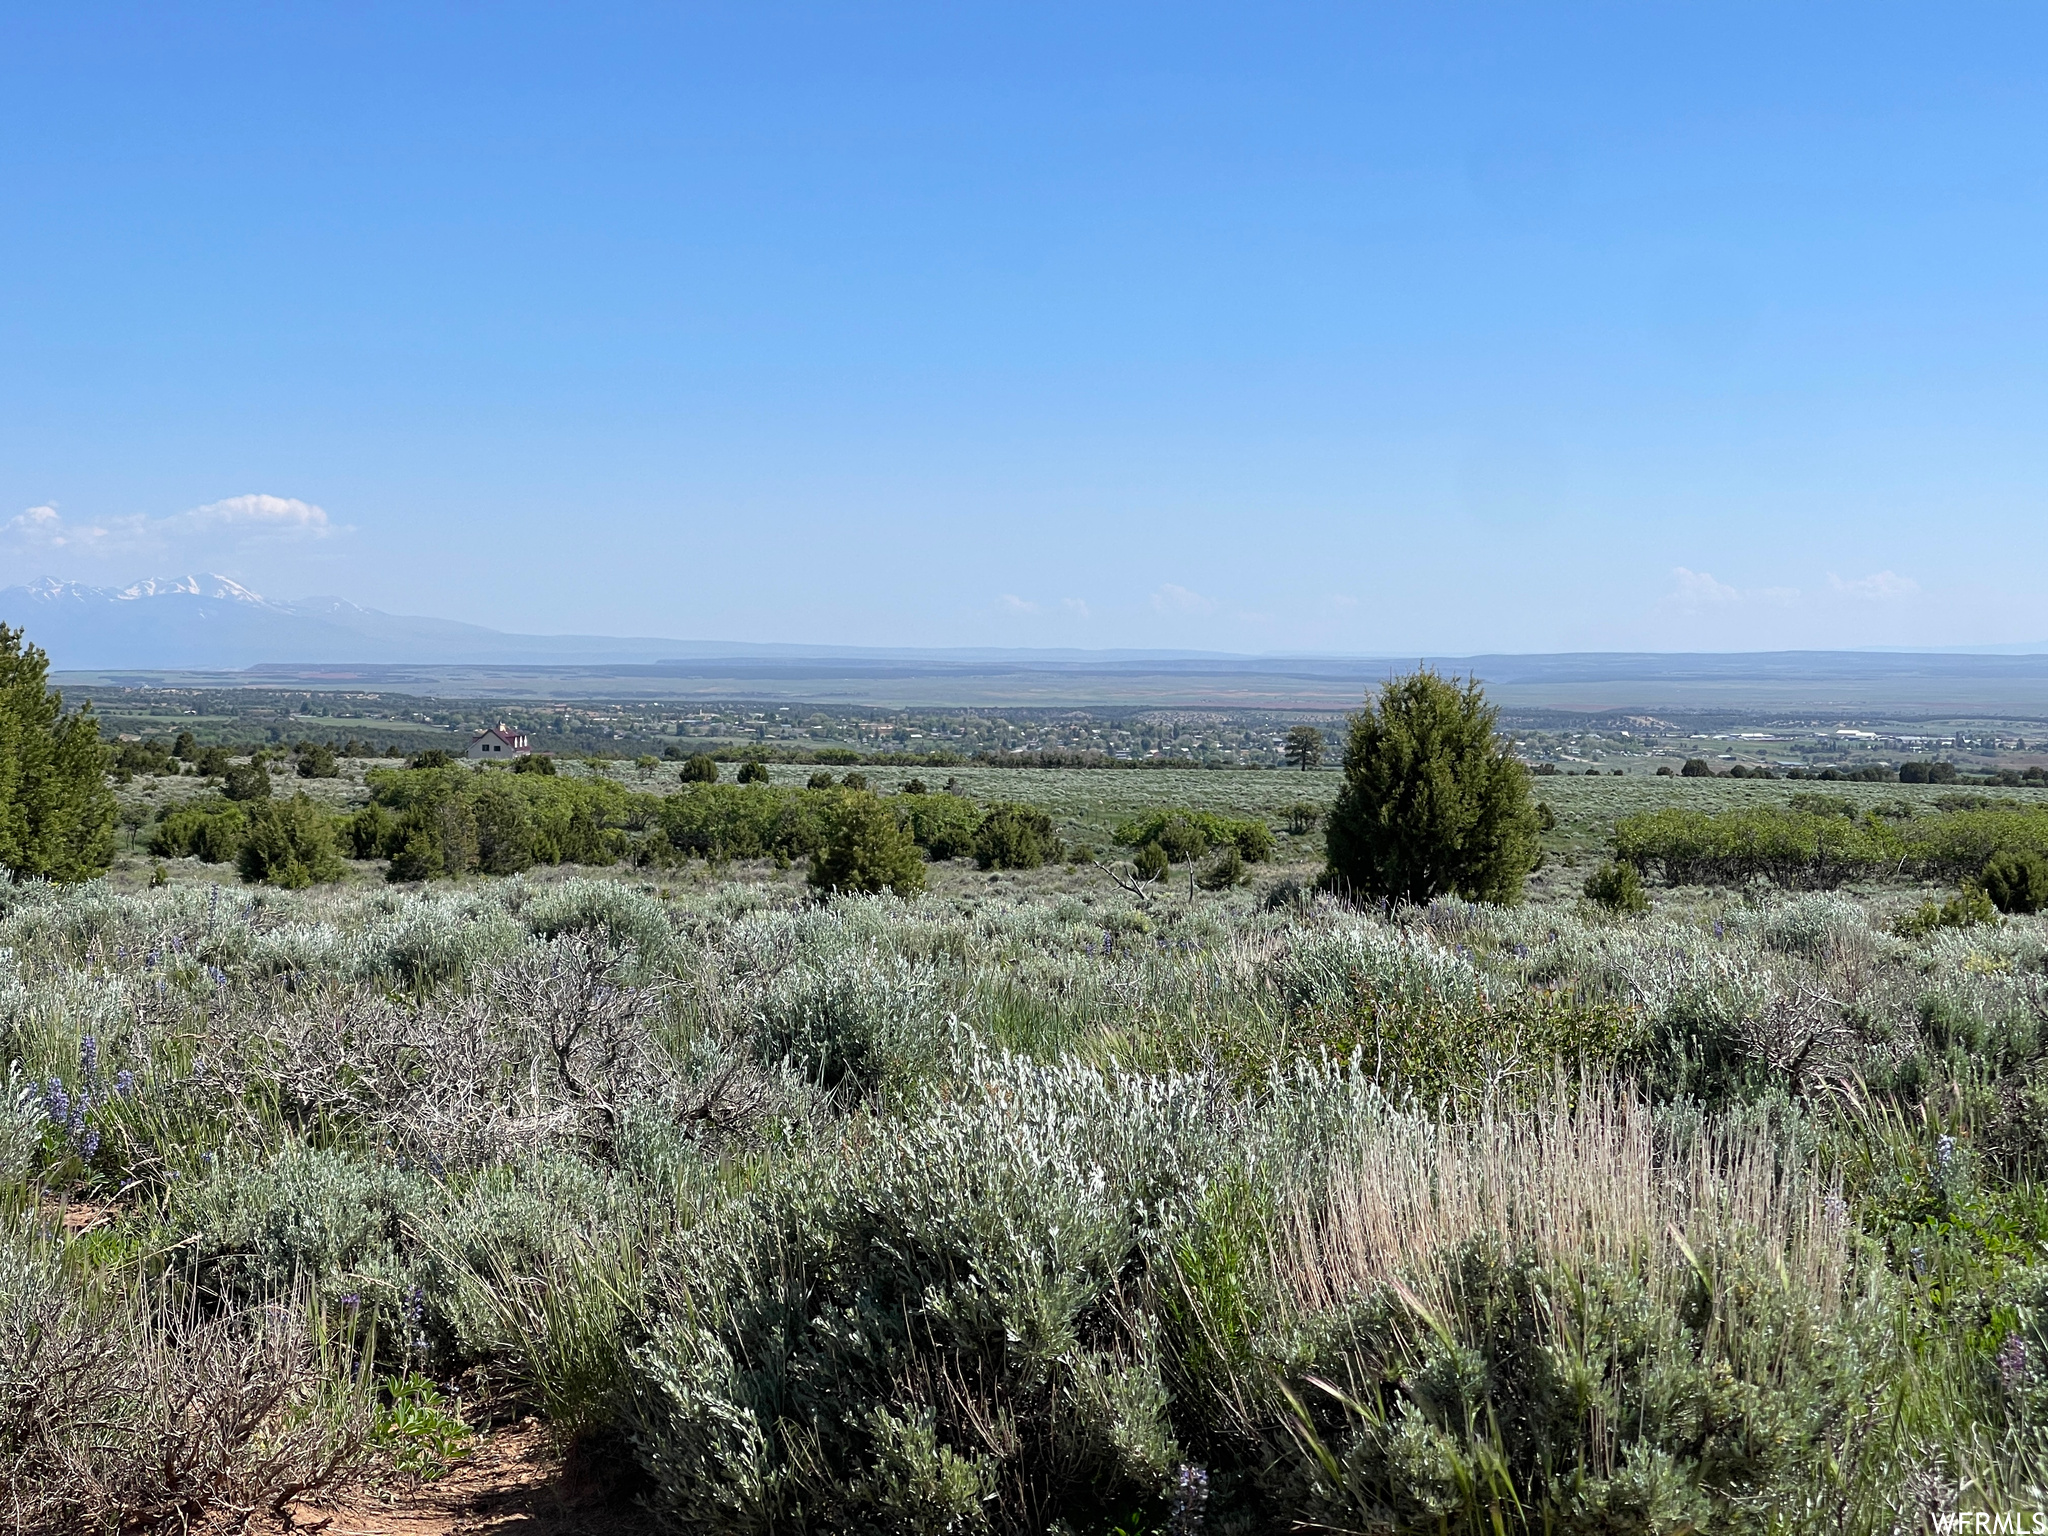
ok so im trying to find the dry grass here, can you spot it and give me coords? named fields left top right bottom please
left=1, top=1264, right=374, bottom=1535
left=1274, top=1081, right=1849, bottom=1320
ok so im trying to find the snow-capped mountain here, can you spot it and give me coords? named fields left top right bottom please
left=22, top=574, right=276, bottom=607
left=0, top=574, right=694, bottom=669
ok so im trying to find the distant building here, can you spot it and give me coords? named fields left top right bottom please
left=467, top=723, right=531, bottom=760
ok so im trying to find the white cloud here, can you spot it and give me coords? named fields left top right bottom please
left=1061, top=597, right=1090, bottom=618
left=1150, top=583, right=1217, bottom=616
left=1828, top=570, right=1918, bottom=601
left=1669, top=567, right=1742, bottom=607
left=167, top=494, right=331, bottom=536
left=1, top=503, right=141, bottom=551
left=1665, top=568, right=1803, bottom=611
left=6, top=505, right=59, bottom=540
left=998, top=593, right=1038, bottom=614
left=1, top=494, right=335, bottom=563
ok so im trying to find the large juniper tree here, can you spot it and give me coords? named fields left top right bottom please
left=0, top=625, right=116, bottom=880
left=1323, top=668, right=1539, bottom=905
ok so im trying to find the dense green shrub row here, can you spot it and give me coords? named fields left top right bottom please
left=1612, top=805, right=1901, bottom=887
left=1614, top=801, right=2048, bottom=888
left=143, top=765, right=1097, bottom=887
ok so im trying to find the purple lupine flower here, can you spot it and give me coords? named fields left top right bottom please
left=79, top=1035, right=98, bottom=1085
left=114, top=1070, right=135, bottom=1097
left=403, top=1284, right=429, bottom=1353
left=43, top=1079, right=68, bottom=1126
left=1937, top=1135, right=1956, bottom=1171
left=1998, top=1334, right=2031, bottom=1388
left=1167, top=1463, right=1210, bottom=1535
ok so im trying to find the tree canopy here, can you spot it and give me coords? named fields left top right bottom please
left=809, top=792, right=926, bottom=897
left=1284, top=724, right=1324, bottom=771
left=0, top=626, right=115, bottom=881
left=1323, top=669, right=1539, bottom=905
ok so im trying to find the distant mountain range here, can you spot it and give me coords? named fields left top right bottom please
left=0, top=574, right=779, bottom=669
left=0, top=574, right=1243, bottom=670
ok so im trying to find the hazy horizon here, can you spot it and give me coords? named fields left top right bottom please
left=11, top=569, right=2048, bottom=665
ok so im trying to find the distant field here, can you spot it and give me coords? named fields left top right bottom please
left=121, top=754, right=2048, bottom=848
left=60, top=646, right=2048, bottom=713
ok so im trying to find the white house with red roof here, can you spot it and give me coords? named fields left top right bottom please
left=466, top=722, right=531, bottom=760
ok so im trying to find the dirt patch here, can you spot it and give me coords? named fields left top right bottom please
left=50, top=1200, right=116, bottom=1232
left=260, top=1422, right=654, bottom=1536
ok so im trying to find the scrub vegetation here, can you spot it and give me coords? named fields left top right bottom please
left=10, top=867, right=2048, bottom=1532
left=10, top=658, right=2048, bottom=1530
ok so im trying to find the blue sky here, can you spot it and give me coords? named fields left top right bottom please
left=3, top=3, right=2046, bottom=653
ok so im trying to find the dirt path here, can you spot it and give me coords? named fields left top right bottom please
left=263, top=1423, right=653, bottom=1536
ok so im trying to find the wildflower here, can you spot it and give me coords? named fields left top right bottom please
left=114, top=1070, right=135, bottom=1097
left=79, top=1035, right=98, bottom=1084
left=1936, top=1134, right=1956, bottom=1171
left=1167, top=1463, right=1210, bottom=1536
left=1823, top=1194, right=1848, bottom=1225
left=43, top=1079, right=68, bottom=1126
left=403, top=1283, right=430, bottom=1355
left=1997, top=1334, right=2031, bottom=1388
